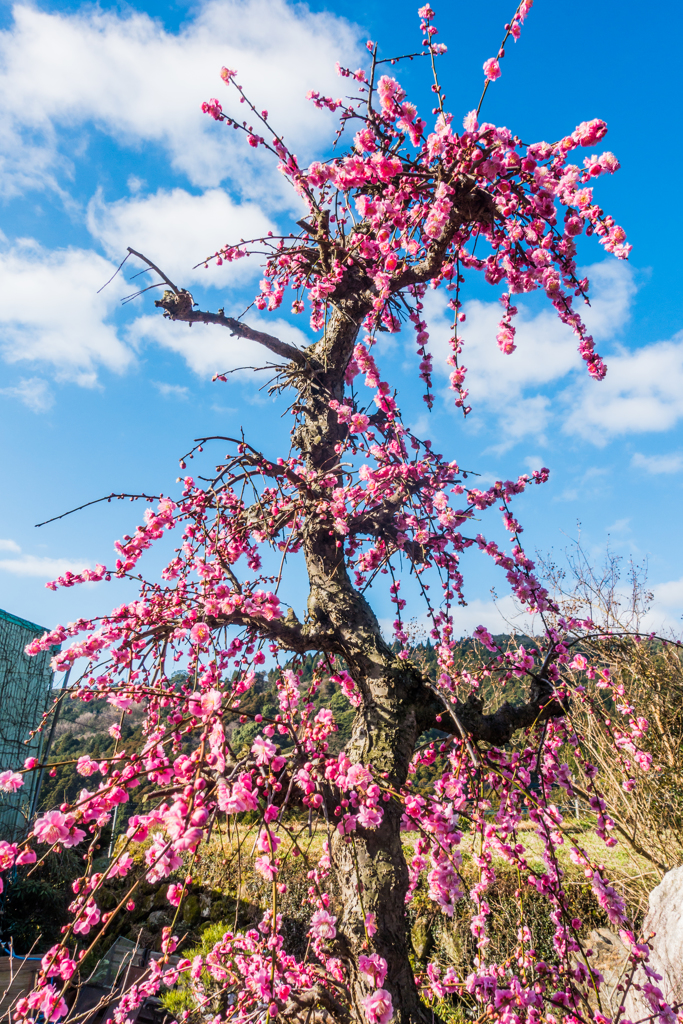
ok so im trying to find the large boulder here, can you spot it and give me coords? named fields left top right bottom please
left=585, top=867, right=683, bottom=1020
left=584, top=927, right=631, bottom=1017
left=637, top=864, right=683, bottom=1010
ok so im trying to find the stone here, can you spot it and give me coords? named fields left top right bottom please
left=183, top=893, right=202, bottom=927
left=146, top=910, right=171, bottom=931
left=637, top=864, right=683, bottom=1011
left=410, top=916, right=434, bottom=961
left=582, top=867, right=683, bottom=1021
left=438, top=920, right=465, bottom=967
left=582, top=927, right=630, bottom=1017
left=127, top=926, right=155, bottom=950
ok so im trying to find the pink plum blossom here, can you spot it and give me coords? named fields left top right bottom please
left=362, top=989, right=394, bottom=1024
left=310, top=909, right=337, bottom=940
left=34, top=810, right=71, bottom=845
left=190, top=622, right=211, bottom=646
left=483, top=58, right=501, bottom=80
left=252, top=735, right=277, bottom=765
left=0, top=771, right=23, bottom=792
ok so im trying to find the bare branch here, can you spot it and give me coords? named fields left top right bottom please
left=127, top=247, right=181, bottom=293
left=154, top=288, right=308, bottom=366
left=35, top=492, right=161, bottom=528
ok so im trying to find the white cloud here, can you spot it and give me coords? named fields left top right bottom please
left=1, top=376, right=54, bottom=412
left=640, top=577, right=683, bottom=636
left=0, top=554, right=90, bottom=578
left=605, top=517, right=631, bottom=535
left=449, top=595, right=536, bottom=639
left=0, top=0, right=361, bottom=200
left=523, top=454, right=545, bottom=473
left=0, top=240, right=132, bottom=383
left=0, top=540, right=91, bottom=579
left=553, top=465, right=610, bottom=503
left=0, top=230, right=310, bottom=389
left=426, top=261, right=636, bottom=446
left=455, top=578, right=683, bottom=640
left=496, top=395, right=551, bottom=446
left=574, top=260, right=638, bottom=338
left=154, top=381, right=189, bottom=399
left=565, top=332, right=683, bottom=441
left=424, top=260, right=683, bottom=446
left=429, top=295, right=572, bottom=410
left=631, top=451, right=683, bottom=475
left=651, top=577, right=683, bottom=610
left=88, top=187, right=273, bottom=288
left=380, top=595, right=537, bottom=646
left=130, top=311, right=310, bottom=376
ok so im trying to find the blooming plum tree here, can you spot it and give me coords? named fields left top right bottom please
left=2, top=5, right=673, bottom=1024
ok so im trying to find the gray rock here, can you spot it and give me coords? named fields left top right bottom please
left=146, top=910, right=171, bottom=931
left=638, top=864, right=683, bottom=1010
left=410, top=916, right=434, bottom=961
left=583, top=868, right=683, bottom=1020
left=183, top=893, right=201, bottom=926
left=582, top=927, right=630, bottom=1017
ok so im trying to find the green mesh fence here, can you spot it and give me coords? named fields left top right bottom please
left=0, top=608, right=60, bottom=841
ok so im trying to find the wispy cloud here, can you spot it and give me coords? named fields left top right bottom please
left=1, top=376, right=54, bottom=412
left=0, top=540, right=91, bottom=579
left=0, top=554, right=90, bottom=578
left=631, top=451, right=683, bottom=475
left=154, top=381, right=190, bottom=400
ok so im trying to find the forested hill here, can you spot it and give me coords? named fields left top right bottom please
left=38, top=635, right=531, bottom=830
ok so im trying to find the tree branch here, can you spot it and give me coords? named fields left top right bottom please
left=416, top=675, right=566, bottom=746
left=126, top=247, right=307, bottom=365
left=283, top=983, right=351, bottom=1024
left=392, top=179, right=496, bottom=291
left=348, top=505, right=427, bottom=564
left=154, top=288, right=307, bottom=365
left=204, top=608, right=335, bottom=655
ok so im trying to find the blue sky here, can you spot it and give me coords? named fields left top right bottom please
left=0, top=0, right=682, bottom=640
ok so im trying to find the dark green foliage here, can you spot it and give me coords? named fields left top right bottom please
left=0, top=849, right=81, bottom=954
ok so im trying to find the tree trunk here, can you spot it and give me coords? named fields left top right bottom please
left=331, top=655, right=431, bottom=1024
left=297, top=299, right=433, bottom=1020
left=306, top=531, right=431, bottom=1022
